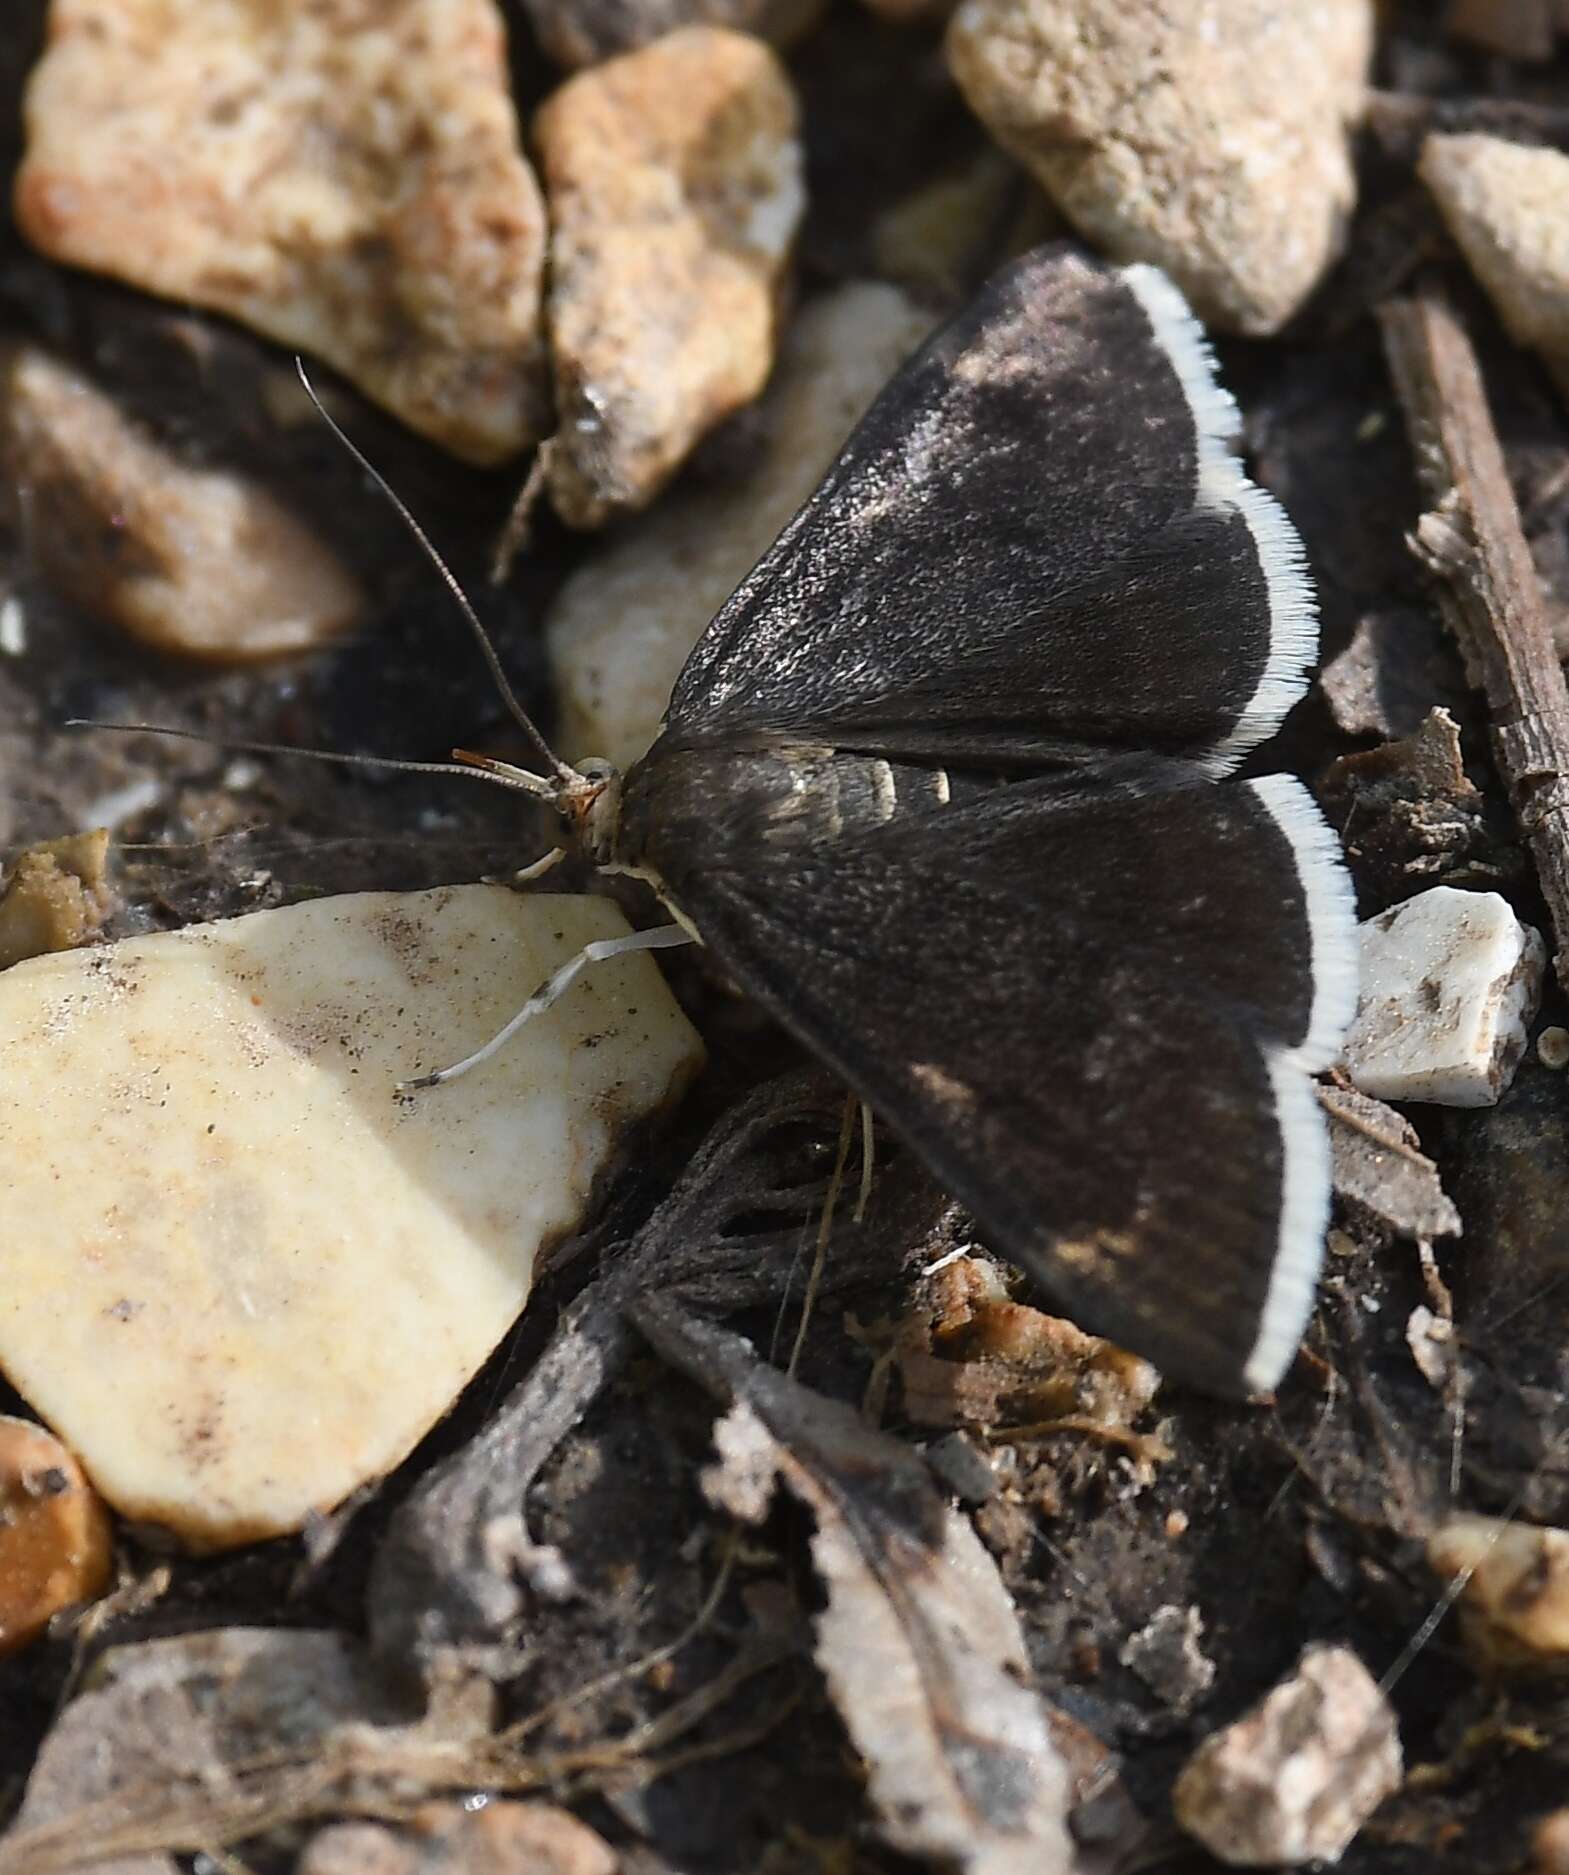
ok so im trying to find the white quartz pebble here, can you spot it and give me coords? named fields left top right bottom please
left=0, top=888, right=703, bottom=1551
left=1342, top=886, right=1544, bottom=1107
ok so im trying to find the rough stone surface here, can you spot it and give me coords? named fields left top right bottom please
left=15, top=0, right=548, bottom=464
left=1343, top=886, right=1545, bottom=1107
left=524, top=0, right=824, bottom=71
left=537, top=27, right=803, bottom=529
left=0, top=347, right=363, bottom=662
left=299, top=1804, right=618, bottom=1875
left=946, top=0, right=1374, bottom=334
left=0, top=1417, right=112, bottom=1657
left=0, top=887, right=703, bottom=1551
left=1421, top=134, right=1569, bottom=401
left=1172, top=1644, right=1401, bottom=1866
left=0, top=830, right=112, bottom=970
left=1429, top=1513, right=1569, bottom=1672
left=548, top=281, right=936, bottom=768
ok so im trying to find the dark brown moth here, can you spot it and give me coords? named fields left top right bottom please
left=426, top=244, right=1358, bottom=1399
left=88, top=244, right=1357, bottom=1398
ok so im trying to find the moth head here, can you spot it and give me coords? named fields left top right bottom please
left=558, top=757, right=624, bottom=865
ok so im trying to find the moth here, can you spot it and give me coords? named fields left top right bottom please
left=106, top=245, right=1352, bottom=1399
left=421, top=245, right=1357, bottom=1400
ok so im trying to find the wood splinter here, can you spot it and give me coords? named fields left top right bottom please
left=1380, top=285, right=1569, bottom=993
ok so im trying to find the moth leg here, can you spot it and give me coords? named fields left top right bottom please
left=395, top=924, right=695, bottom=1095
left=481, top=846, right=566, bottom=889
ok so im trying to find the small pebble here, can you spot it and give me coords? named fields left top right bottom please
left=549, top=281, right=936, bottom=768
left=1540, top=1026, right=1569, bottom=1070
left=1119, top=1604, right=1216, bottom=1713
left=0, top=347, right=362, bottom=661
left=537, top=27, right=803, bottom=528
left=524, top=0, right=825, bottom=70
left=1422, top=135, right=1569, bottom=407
left=0, top=830, right=113, bottom=971
left=1532, top=1809, right=1569, bottom=1875
left=1172, top=1643, right=1401, bottom=1867
left=1428, top=1514, right=1569, bottom=1673
left=0, top=1417, right=113, bottom=1656
left=299, top=1803, right=617, bottom=1875
left=946, top=0, right=1374, bottom=334
left=0, top=887, right=703, bottom=1551
left=1342, top=887, right=1545, bottom=1107
left=16, top=0, right=548, bottom=464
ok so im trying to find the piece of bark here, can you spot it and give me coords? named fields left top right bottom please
left=367, top=1071, right=954, bottom=1670
left=630, top=1297, right=1075, bottom=1875
left=1380, top=287, right=1569, bottom=992
left=1320, top=1081, right=1462, bottom=1240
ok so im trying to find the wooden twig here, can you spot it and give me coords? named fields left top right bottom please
left=1379, top=286, right=1569, bottom=991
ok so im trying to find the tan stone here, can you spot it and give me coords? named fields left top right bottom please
left=536, top=28, right=802, bottom=529
left=1422, top=134, right=1569, bottom=402
left=1429, top=1514, right=1569, bottom=1672
left=0, top=831, right=112, bottom=971
left=0, top=1417, right=113, bottom=1656
left=300, top=1803, right=618, bottom=1875
left=15, top=0, right=548, bottom=465
left=548, top=282, right=937, bottom=770
left=947, top=0, right=1374, bottom=335
left=0, top=887, right=703, bottom=1551
left=0, top=347, right=363, bottom=662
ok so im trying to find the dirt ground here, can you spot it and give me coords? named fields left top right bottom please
left=4, top=3, right=1569, bottom=1871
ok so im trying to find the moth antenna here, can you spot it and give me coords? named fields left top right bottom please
left=65, top=718, right=559, bottom=800
left=293, top=358, right=578, bottom=786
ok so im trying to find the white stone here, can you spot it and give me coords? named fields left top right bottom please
left=547, top=281, right=937, bottom=771
left=0, top=888, right=703, bottom=1552
left=1342, top=886, right=1544, bottom=1107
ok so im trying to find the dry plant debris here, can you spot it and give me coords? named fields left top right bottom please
left=1343, top=886, right=1545, bottom=1106
left=0, top=828, right=112, bottom=969
left=0, top=345, right=364, bottom=661
left=0, top=1415, right=112, bottom=1657
left=1421, top=134, right=1569, bottom=404
left=1320, top=1081, right=1462, bottom=1241
left=632, top=1297, right=1075, bottom=1875
left=946, top=0, right=1374, bottom=334
left=547, top=280, right=936, bottom=767
left=0, top=887, right=702, bottom=1550
left=536, top=26, right=803, bottom=528
left=1172, top=1644, right=1402, bottom=1867
left=368, top=1070, right=952, bottom=1669
left=15, top=0, right=549, bottom=464
left=1381, top=286, right=1569, bottom=994
left=1428, top=1513, right=1569, bottom=1673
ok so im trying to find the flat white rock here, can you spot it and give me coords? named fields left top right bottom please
left=1342, top=886, right=1544, bottom=1107
left=0, top=888, right=703, bottom=1551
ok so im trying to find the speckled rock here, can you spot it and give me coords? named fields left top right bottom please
left=946, top=0, right=1374, bottom=334
left=0, top=347, right=362, bottom=661
left=0, top=1418, right=112, bottom=1656
left=523, top=0, right=824, bottom=71
left=1421, top=134, right=1569, bottom=403
left=536, top=27, right=803, bottom=529
left=1343, top=887, right=1545, bottom=1107
left=15, top=0, right=548, bottom=464
left=548, top=281, right=937, bottom=769
left=1173, top=1644, right=1401, bottom=1866
left=0, top=888, right=703, bottom=1551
